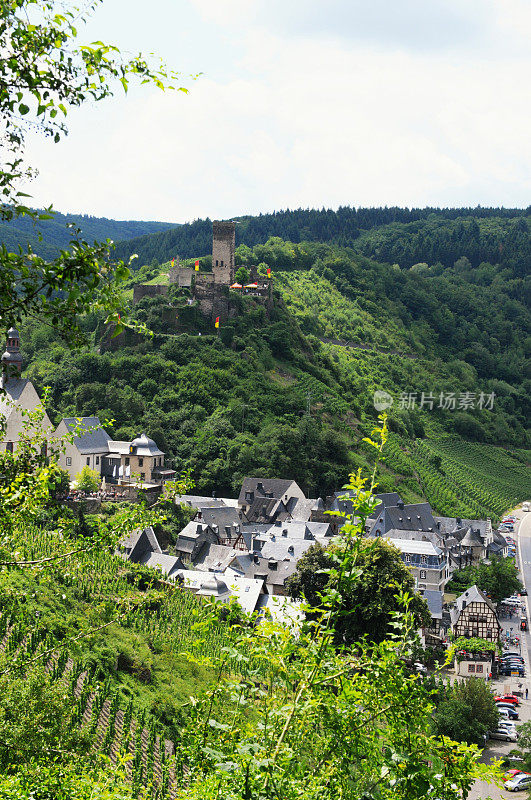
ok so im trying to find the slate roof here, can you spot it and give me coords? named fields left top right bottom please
left=434, top=516, right=488, bottom=541
left=384, top=527, right=441, bottom=545
left=492, top=530, right=508, bottom=547
left=264, top=521, right=316, bottom=541
left=174, top=495, right=227, bottom=508
left=176, top=570, right=265, bottom=614
left=193, top=543, right=241, bottom=572
left=259, top=538, right=315, bottom=562
left=290, top=498, right=319, bottom=522
left=129, top=433, right=164, bottom=456
left=244, top=554, right=299, bottom=588
left=238, top=477, right=301, bottom=505
left=244, top=496, right=284, bottom=523
left=197, top=506, right=241, bottom=532
left=370, top=503, right=436, bottom=536
left=423, top=589, right=444, bottom=620
left=459, top=527, right=484, bottom=547
left=385, top=538, right=442, bottom=557
left=61, top=417, right=112, bottom=454
left=118, top=526, right=162, bottom=561
left=139, top=551, right=183, bottom=577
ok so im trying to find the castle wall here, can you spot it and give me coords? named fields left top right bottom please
left=175, top=268, right=193, bottom=288
left=194, top=283, right=235, bottom=324
left=133, top=284, right=168, bottom=305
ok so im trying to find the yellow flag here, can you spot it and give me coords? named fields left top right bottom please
left=195, top=259, right=199, bottom=271
left=215, top=316, right=220, bottom=328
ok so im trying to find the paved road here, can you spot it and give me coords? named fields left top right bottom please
left=467, top=510, right=531, bottom=800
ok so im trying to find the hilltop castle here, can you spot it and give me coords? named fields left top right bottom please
left=133, top=220, right=271, bottom=324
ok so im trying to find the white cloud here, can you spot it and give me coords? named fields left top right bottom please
left=23, top=5, right=531, bottom=221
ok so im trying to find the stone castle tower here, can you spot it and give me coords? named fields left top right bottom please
left=212, top=221, right=235, bottom=285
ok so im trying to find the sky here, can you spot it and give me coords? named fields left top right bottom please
left=24, top=0, right=531, bottom=222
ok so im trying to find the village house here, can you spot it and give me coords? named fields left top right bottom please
left=238, top=477, right=307, bottom=523
left=55, top=418, right=175, bottom=486
left=0, top=328, right=52, bottom=453
left=385, top=537, right=448, bottom=593
left=450, top=585, right=501, bottom=642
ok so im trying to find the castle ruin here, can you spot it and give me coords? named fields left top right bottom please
left=132, top=220, right=272, bottom=325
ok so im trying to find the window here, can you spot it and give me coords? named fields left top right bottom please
left=125, top=457, right=130, bottom=466
left=138, top=457, right=143, bottom=467
left=66, top=457, right=72, bottom=466
left=420, top=555, right=427, bottom=565
left=404, top=555, right=411, bottom=563
left=476, top=664, right=483, bottom=673
left=86, top=457, right=90, bottom=465
left=468, top=664, right=475, bottom=673
left=96, top=456, right=99, bottom=465
left=216, top=259, right=219, bottom=266
left=140, top=472, right=145, bottom=481
left=6, top=441, right=13, bottom=453
left=420, top=570, right=426, bottom=579
left=419, top=583, right=426, bottom=590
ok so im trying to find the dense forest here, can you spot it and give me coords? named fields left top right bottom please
left=113, top=205, right=531, bottom=270
left=0, top=210, right=173, bottom=259
left=19, top=211, right=531, bottom=513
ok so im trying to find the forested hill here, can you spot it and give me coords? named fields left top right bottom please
left=0, top=211, right=174, bottom=259
left=113, top=206, right=531, bottom=272
left=21, top=226, right=531, bottom=517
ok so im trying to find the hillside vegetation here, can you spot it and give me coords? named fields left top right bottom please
left=0, top=211, right=174, bottom=259
left=19, top=208, right=530, bottom=517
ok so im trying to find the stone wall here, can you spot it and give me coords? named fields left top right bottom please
left=175, top=268, right=193, bottom=288
left=133, top=283, right=168, bottom=305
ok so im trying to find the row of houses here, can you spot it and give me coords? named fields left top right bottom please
left=118, top=476, right=510, bottom=643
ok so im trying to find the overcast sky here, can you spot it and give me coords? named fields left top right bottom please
left=25, top=0, right=531, bottom=222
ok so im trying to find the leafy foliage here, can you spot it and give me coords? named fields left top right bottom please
left=285, top=538, right=431, bottom=645
left=447, top=558, right=522, bottom=603
left=432, top=678, right=499, bottom=746
left=75, top=465, right=101, bottom=493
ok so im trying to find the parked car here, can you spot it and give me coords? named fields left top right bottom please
left=503, top=769, right=529, bottom=783
left=520, top=589, right=528, bottom=596
left=499, top=722, right=517, bottom=733
left=505, top=772, right=531, bottom=791
left=490, top=728, right=518, bottom=742
left=495, top=695, right=520, bottom=705
left=501, top=656, right=525, bottom=664
left=501, top=668, right=525, bottom=677
left=414, top=661, right=427, bottom=674
left=497, top=705, right=520, bottom=720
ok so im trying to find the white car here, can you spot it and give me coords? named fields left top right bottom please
left=499, top=721, right=517, bottom=733
left=505, top=772, right=531, bottom=791
left=490, top=728, right=518, bottom=742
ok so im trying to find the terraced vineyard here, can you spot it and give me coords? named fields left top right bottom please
left=388, top=435, right=531, bottom=519
left=0, top=523, right=241, bottom=798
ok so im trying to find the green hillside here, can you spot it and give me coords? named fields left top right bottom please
left=113, top=205, right=530, bottom=271
left=20, top=223, right=530, bottom=517
left=0, top=210, right=174, bottom=259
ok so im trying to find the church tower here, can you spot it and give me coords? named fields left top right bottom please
left=1, top=326, right=22, bottom=385
left=212, top=221, right=235, bottom=285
